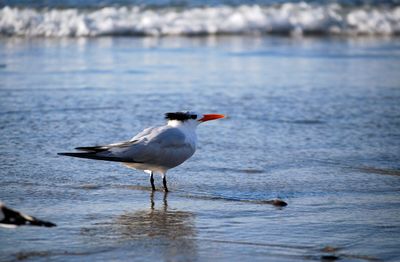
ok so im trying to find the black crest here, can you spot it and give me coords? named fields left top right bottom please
left=165, top=112, right=197, bottom=121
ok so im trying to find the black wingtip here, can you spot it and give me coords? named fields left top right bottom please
left=75, top=147, right=91, bottom=151
left=75, top=146, right=105, bottom=152
left=57, top=152, right=140, bottom=163
left=58, top=152, right=80, bottom=157
left=57, top=152, right=95, bottom=158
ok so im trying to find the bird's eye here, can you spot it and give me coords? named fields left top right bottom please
left=191, top=114, right=197, bottom=119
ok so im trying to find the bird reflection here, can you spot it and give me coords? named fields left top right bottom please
left=115, top=192, right=197, bottom=260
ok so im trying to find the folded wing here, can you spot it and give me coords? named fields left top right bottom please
left=58, top=126, right=195, bottom=168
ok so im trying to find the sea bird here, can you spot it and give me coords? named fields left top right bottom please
left=0, top=202, right=56, bottom=228
left=58, top=111, right=224, bottom=192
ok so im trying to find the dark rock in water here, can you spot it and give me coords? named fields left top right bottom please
left=250, top=199, right=288, bottom=207
left=358, top=166, right=400, bottom=177
left=321, top=255, right=340, bottom=261
left=78, top=184, right=101, bottom=190
left=272, top=199, right=288, bottom=207
left=321, top=246, right=340, bottom=252
left=15, top=251, right=51, bottom=260
left=0, top=202, right=56, bottom=228
left=242, top=169, right=264, bottom=174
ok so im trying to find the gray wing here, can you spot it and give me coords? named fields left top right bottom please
left=58, top=126, right=195, bottom=167
left=57, top=126, right=157, bottom=162
left=58, top=139, right=143, bottom=162
left=126, top=127, right=196, bottom=168
left=130, top=126, right=157, bottom=141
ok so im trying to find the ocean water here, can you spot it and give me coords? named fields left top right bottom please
left=1, top=35, right=399, bottom=261
left=1, top=1, right=400, bottom=37
left=1, top=1, right=400, bottom=261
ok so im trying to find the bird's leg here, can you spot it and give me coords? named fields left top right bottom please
left=162, top=174, right=169, bottom=192
left=150, top=191, right=155, bottom=210
left=163, top=191, right=168, bottom=212
left=150, top=171, right=156, bottom=191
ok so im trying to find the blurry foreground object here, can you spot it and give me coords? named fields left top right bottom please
left=0, top=202, right=56, bottom=228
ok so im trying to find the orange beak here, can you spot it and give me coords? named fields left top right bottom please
left=199, top=114, right=225, bottom=122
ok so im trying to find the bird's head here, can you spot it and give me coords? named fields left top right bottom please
left=165, top=111, right=224, bottom=127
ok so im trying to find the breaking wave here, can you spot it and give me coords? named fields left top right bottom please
left=1, top=3, right=400, bottom=37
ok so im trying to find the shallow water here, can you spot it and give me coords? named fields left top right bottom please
left=0, top=36, right=400, bottom=261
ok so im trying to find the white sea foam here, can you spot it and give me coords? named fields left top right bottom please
left=1, top=3, right=400, bottom=37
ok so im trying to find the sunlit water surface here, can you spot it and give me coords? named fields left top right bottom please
left=0, top=36, right=399, bottom=261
